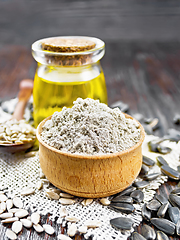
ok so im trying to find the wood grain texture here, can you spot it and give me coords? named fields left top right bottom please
left=0, top=46, right=35, bottom=100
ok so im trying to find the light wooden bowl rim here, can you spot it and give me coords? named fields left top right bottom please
left=37, top=113, right=145, bottom=159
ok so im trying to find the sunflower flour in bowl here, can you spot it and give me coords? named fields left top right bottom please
left=40, top=98, right=141, bottom=155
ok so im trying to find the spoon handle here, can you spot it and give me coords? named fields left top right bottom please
left=12, top=79, right=34, bottom=121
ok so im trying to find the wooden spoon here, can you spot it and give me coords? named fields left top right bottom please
left=12, top=79, right=34, bottom=120
left=0, top=79, right=36, bottom=153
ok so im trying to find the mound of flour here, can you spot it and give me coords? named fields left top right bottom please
left=40, top=98, right=141, bottom=155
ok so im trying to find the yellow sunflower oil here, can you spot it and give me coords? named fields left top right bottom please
left=32, top=36, right=108, bottom=127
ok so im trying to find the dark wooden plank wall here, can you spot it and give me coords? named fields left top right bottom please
left=0, top=0, right=180, bottom=47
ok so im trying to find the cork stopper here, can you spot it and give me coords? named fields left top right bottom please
left=41, top=38, right=96, bottom=53
left=40, top=37, right=96, bottom=66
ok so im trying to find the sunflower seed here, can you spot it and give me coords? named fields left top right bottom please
left=0, top=193, right=8, bottom=202
left=31, top=212, right=40, bottom=225
left=65, top=216, right=80, bottom=223
left=59, top=198, right=76, bottom=205
left=143, top=156, right=155, bottom=166
left=143, top=172, right=160, bottom=181
left=21, top=187, right=35, bottom=196
left=110, top=217, right=134, bottom=230
left=168, top=206, right=180, bottom=224
left=57, top=234, right=73, bottom=240
left=131, top=232, right=146, bottom=240
left=15, top=209, right=29, bottom=218
left=15, top=140, right=23, bottom=144
left=147, top=199, right=161, bottom=211
left=59, top=206, right=68, bottom=217
left=114, top=186, right=136, bottom=197
left=100, top=198, right=111, bottom=206
left=156, top=156, right=168, bottom=167
left=5, top=128, right=12, bottom=136
left=157, top=145, right=171, bottom=154
left=155, top=194, right=168, bottom=205
left=133, top=181, right=149, bottom=189
left=20, top=218, right=33, bottom=228
left=43, top=224, right=55, bottom=235
left=24, top=151, right=36, bottom=158
left=41, top=179, right=50, bottom=186
left=140, top=164, right=150, bottom=175
left=78, top=225, right=88, bottom=234
left=2, top=217, right=19, bottom=223
left=85, top=220, right=102, bottom=228
left=6, top=229, right=17, bottom=240
left=176, top=219, right=180, bottom=236
left=50, top=188, right=61, bottom=194
left=156, top=231, right=169, bottom=240
left=151, top=218, right=175, bottom=235
left=36, top=180, right=43, bottom=190
left=161, top=165, right=180, bottom=180
left=157, top=202, right=169, bottom=218
left=109, top=202, right=135, bottom=214
left=33, top=223, right=44, bottom=233
left=67, top=223, right=77, bottom=237
left=60, top=193, right=74, bottom=199
left=130, top=190, right=144, bottom=203
left=0, top=208, right=5, bottom=214
left=13, top=197, right=23, bottom=209
left=0, top=140, right=12, bottom=144
left=0, top=212, right=13, bottom=219
left=141, top=224, right=156, bottom=240
left=111, top=195, right=133, bottom=204
left=81, top=198, right=93, bottom=206
left=6, top=199, right=13, bottom=210
left=149, top=118, right=159, bottom=129
left=169, top=194, right=180, bottom=207
left=142, top=203, right=151, bottom=221
left=12, top=220, right=23, bottom=234
left=0, top=201, right=7, bottom=212
left=8, top=208, right=24, bottom=213
left=46, top=190, right=59, bottom=200
left=39, top=169, right=45, bottom=179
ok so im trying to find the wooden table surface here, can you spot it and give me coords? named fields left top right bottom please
left=1, top=1, right=180, bottom=239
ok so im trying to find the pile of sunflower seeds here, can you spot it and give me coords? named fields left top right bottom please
left=129, top=187, right=180, bottom=239
left=37, top=169, right=108, bottom=238
left=0, top=182, right=106, bottom=240
left=0, top=119, right=36, bottom=144
left=0, top=191, right=54, bottom=240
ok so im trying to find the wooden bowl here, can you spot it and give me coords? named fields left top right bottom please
left=37, top=114, right=145, bottom=198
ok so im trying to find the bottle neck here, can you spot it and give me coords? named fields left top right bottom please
left=36, top=61, right=102, bottom=83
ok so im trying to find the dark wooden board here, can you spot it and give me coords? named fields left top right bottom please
left=1, top=41, right=180, bottom=137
